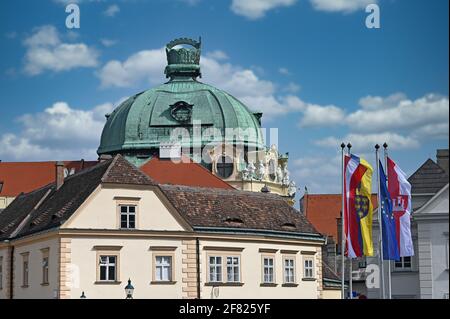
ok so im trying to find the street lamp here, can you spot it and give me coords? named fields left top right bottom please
left=125, top=279, right=134, bottom=299
left=80, top=291, right=86, bottom=299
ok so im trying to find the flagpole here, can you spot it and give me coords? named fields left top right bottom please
left=375, top=144, right=386, bottom=299
left=340, top=142, right=346, bottom=299
left=347, top=143, right=353, bottom=299
left=383, top=142, right=392, bottom=300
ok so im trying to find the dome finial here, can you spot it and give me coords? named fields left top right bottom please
left=164, top=37, right=202, bottom=80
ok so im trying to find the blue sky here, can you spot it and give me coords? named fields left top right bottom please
left=0, top=0, right=448, bottom=195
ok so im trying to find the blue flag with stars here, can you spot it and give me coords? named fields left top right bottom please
left=379, top=161, right=400, bottom=261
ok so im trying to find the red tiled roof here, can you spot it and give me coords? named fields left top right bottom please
left=0, top=160, right=98, bottom=197
left=140, top=157, right=233, bottom=189
left=303, top=194, right=378, bottom=240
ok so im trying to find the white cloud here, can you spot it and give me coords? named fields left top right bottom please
left=231, top=0, right=297, bottom=19
left=299, top=103, right=345, bottom=127
left=23, top=25, right=99, bottom=75
left=97, top=48, right=167, bottom=87
left=315, top=132, right=420, bottom=151
left=100, top=38, right=118, bottom=47
left=104, top=4, right=120, bottom=17
left=283, top=82, right=301, bottom=93
left=309, top=0, right=375, bottom=13
left=0, top=102, right=114, bottom=161
left=348, top=93, right=449, bottom=134
left=205, top=50, right=229, bottom=61
left=278, top=67, right=290, bottom=75
left=291, top=153, right=342, bottom=193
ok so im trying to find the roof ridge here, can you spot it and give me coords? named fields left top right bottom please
left=160, top=183, right=283, bottom=199
left=100, top=155, right=120, bottom=182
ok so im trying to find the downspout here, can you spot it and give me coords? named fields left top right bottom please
left=196, top=237, right=201, bottom=299
left=9, top=244, right=14, bottom=299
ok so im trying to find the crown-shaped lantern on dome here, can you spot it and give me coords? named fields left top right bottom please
left=164, top=37, right=202, bottom=80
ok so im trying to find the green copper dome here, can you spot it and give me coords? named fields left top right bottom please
left=97, top=38, right=264, bottom=162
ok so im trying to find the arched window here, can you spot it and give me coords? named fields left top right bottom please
left=216, top=156, right=234, bottom=179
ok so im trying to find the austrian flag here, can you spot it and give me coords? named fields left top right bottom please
left=344, top=154, right=374, bottom=258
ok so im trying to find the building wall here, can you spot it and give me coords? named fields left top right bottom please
left=68, top=236, right=184, bottom=299
left=322, top=289, right=341, bottom=299
left=63, top=186, right=185, bottom=231
left=198, top=238, right=322, bottom=299
left=0, top=246, right=9, bottom=299
left=417, top=220, right=449, bottom=299
left=11, top=237, right=59, bottom=299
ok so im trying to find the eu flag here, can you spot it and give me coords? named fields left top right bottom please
left=379, top=161, right=400, bottom=261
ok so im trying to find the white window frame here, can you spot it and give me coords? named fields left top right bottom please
left=226, top=256, right=240, bottom=283
left=283, top=257, right=296, bottom=284
left=21, top=253, right=29, bottom=287
left=303, top=258, right=315, bottom=279
left=99, top=255, right=117, bottom=281
left=394, top=256, right=412, bottom=271
left=119, top=205, right=136, bottom=229
left=208, top=256, right=222, bottom=283
left=262, top=256, right=275, bottom=283
left=155, top=256, right=172, bottom=282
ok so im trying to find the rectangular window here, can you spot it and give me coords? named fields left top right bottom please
left=155, top=256, right=172, bottom=282
left=22, top=254, right=29, bottom=287
left=0, top=256, right=3, bottom=290
left=41, top=248, right=49, bottom=285
left=226, top=256, right=240, bottom=283
left=263, top=257, right=275, bottom=283
left=284, top=258, right=295, bottom=284
left=42, top=257, right=49, bottom=284
left=120, top=205, right=136, bottom=229
left=99, top=256, right=117, bottom=281
left=394, top=256, right=412, bottom=270
left=304, top=258, right=314, bottom=278
left=209, top=256, right=222, bottom=282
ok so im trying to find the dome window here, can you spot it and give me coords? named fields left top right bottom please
left=170, top=101, right=193, bottom=123
left=216, top=155, right=234, bottom=179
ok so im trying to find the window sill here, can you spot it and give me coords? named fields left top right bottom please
left=205, top=282, right=244, bottom=287
left=282, top=283, right=299, bottom=287
left=94, top=281, right=122, bottom=285
left=41, top=283, right=49, bottom=286
left=151, top=281, right=177, bottom=285
left=260, top=283, right=277, bottom=287
left=21, top=285, right=29, bottom=288
left=302, top=278, right=317, bottom=281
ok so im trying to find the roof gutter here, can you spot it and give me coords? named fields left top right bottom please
left=193, top=226, right=324, bottom=242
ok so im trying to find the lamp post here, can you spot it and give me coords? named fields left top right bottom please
left=80, top=291, right=86, bottom=299
left=125, top=279, right=134, bottom=299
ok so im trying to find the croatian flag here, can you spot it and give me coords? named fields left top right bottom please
left=387, top=157, right=414, bottom=257
left=344, top=154, right=374, bottom=258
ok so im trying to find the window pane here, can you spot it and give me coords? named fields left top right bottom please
left=121, top=206, right=128, bottom=213
left=129, top=206, right=136, bottom=213
left=156, top=266, right=162, bottom=281
left=100, top=266, right=107, bottom=280
left=108, top=266, right=116, bottom=280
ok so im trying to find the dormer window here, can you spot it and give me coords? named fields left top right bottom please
left=120, top=205, right=136, bottom=229
left=281, top=222, right=296, bottom=231
left=223, top=216, right=244, bottom=227
left=216, top=156, right=234, bottom=179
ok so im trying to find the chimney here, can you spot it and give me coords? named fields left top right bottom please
left=437, top=149, right=449, bottom=175
left=56, top=161, right=65, bottom=190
